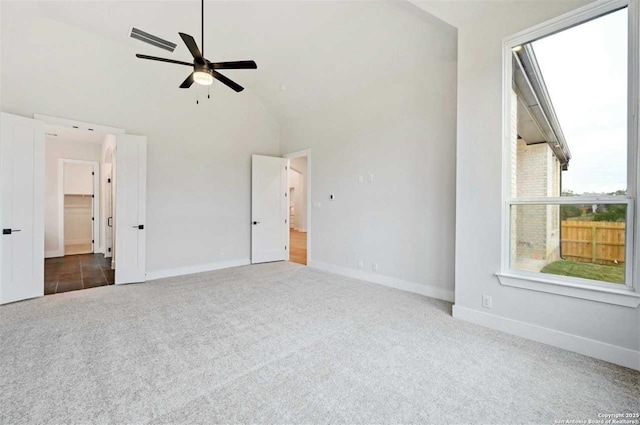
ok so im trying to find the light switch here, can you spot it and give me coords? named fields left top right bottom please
left=358, top=175, right=364, bottom=183
left=368, top=174, right=374, bottom=183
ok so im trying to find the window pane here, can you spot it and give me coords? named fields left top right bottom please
left=510, top=204, right=627, bottom=284
left=511, top=8, right=628, bottom=198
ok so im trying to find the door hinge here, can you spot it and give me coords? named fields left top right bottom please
left=285, top=245, right=287, bottom=250
left=285, top=193, right=287, bottom=197
left=92, top=239, right=94, bottom=243
left=285, top=166, right=288, bottom=170
left=107, top=178, right=111, bottom=183
left=92, top=172, right=95, bottom=176
left=108, top=247, right=111, bottom=252
left=92, top=194, right=95, bottom=198
left=92, top=217, right=94, bottom=221
left=285, top=219, right=287, bottom=223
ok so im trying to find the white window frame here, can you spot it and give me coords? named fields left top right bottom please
left=498, top=0, right=640, bottom=308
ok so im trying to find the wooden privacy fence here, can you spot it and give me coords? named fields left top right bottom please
left=561, top=221, right=625, bottom=265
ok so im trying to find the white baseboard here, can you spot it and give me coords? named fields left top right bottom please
left=45, top=250, right=64, bottom=258
left=452, top=305, right=640, bottom=371
left=146, top=258, right=251, bottom=281
left=308, top=260, right=454, bottom=302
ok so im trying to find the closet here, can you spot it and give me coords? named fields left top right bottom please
left=64, top=163, right=94, bottom=255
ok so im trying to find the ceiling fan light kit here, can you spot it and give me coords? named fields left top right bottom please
left=193, top=70, right=214, bottom=86
left=135, top=0, right=256, bottom=92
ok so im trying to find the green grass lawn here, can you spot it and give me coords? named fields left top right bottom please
left=541, top=260, right=625, bottom=284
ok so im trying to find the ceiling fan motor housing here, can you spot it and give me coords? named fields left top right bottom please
left=194, top=62, right=210, bottom=73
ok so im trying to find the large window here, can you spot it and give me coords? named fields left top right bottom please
left=502, top=0, right=638, bottom=294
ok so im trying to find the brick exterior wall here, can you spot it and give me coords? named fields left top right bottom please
left=510, top=89, right=561, bottom=271
left=510, top=90, right=519, bottom=268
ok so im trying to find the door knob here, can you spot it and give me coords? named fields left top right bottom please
left=2, top=229, right=21, bottom=235
left=252, top=221, right=260, bottom=225
left=132, top=225, right=144, bottom=230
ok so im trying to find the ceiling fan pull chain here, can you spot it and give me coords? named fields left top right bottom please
left=196, top=91, right=199, bottom=105
left=208, top=86, right=210, bottom=99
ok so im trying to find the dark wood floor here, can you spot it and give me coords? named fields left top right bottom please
left=45, top=254, right=114, bottom=295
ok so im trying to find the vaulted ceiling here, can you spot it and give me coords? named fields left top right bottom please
left=29, top=0, right=456, bottom=122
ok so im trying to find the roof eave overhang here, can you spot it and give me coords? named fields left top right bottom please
left=513, top=45, right=571, bottom=170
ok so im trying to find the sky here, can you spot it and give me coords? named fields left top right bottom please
left=532, top=8, right=628, bottom=195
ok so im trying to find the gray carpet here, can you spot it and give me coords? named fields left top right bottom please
left=1, top=262, right=638, bottom=424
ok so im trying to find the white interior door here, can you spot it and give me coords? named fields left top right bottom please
left=104, top=164, right=113, bottom=258
left=115, top=134, right=146, bottom=284
left=251, top=154, right=288, bottom=264
left=0, top=113, right=45, bottom=304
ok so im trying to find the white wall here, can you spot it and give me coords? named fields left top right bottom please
left=1, top=2, right=280, bottom=274
left=289, top=157, right=307, bottom=231
left=44, top=139, right=102, bottom=257
left=64, top=163, right=93, bottom=195
left=280, top=4, right=458, bottom=302
left=412, top=0, right=640, bottom=368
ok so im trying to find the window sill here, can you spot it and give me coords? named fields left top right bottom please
left=496, top=272, right=640, bottom=308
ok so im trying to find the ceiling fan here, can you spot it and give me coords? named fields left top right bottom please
left=135, top=0, right=256, bottom=92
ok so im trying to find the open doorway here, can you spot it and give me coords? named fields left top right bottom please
left=285, top=150, right=310, bottom=266
left=250, top=151, right=310, bottom=266
left=44, top=126, right=115, bottom=294
left=0, top=112, right=147, bottom=304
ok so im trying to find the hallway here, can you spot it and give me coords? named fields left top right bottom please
left=290, top=229, right=307, bottom=265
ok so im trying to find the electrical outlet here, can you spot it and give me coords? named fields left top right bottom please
left=482, top=295, right=492, bottom=309
left=372, top=262, right=379, bottom=272
left=358, top=259, right=364, bottom=269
